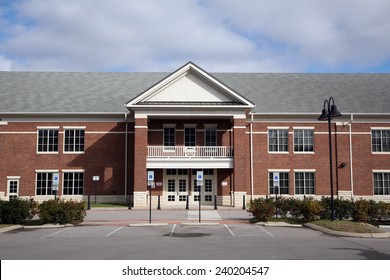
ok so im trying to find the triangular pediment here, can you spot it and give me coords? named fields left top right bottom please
left=126, top=62, right=255, bottom=109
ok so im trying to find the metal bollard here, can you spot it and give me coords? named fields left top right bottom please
left=242, top=195, right=246, bottom=210
left=214, top=195, right=217, bottom=209
left=87, top=195, right=91, bottom=210
left=186, top=195, right=189, bottom=209
left=128, top=194, right=132, bottom=210
left=157, top=195, right=161, bottom=210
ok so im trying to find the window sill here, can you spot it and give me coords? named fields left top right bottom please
left=37, top=152, right=59, bottom=155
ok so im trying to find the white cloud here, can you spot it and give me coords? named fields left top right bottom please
left=0, top=55, right=12, bottom=71
left=0, top=0, right=389, bottom=72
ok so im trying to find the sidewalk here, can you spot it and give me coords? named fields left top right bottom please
left=82, top=207, right=252, bottom=225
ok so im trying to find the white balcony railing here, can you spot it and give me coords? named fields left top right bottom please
left=148, top=146, right=233, bottom=158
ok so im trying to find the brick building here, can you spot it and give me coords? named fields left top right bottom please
left=0, top=62, right=389, bottom=208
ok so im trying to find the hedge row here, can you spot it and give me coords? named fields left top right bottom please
left=0, top=198, right=86, bottom=225
left=248, top=197, right=390, bottom=222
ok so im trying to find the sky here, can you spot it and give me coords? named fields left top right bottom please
left=0, top=0, right=390, bottom=73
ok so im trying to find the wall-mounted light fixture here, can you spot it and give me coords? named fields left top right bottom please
left=339, top=162, right=347, bottom=168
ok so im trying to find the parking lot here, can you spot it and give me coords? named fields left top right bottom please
left=1, top=218, right=390, bottom=260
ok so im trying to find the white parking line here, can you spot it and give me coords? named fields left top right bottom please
left=105, top=226, right=124, bottom=237
left=169, top=224, right=176, bottom=237
left=224, top=224, right=235, bottom=236
left=41, top=227, right=72, bottom=238
left=258, top=226, right=274, bottom=237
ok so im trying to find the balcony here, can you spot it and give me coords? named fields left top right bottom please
left=147, top=146, right=233, bottom=169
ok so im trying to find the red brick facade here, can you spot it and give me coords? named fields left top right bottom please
left=1, top=63, right=389, bottom=206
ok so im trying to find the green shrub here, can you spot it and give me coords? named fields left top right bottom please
left=367, top=200, right=390, bottom=221
left=301, top=197, right=322, bottom=221
left=38, top=199, right=86, bottom=225
left=0, top=198, right=31, bottom=224
left=248, top=198, right=275, bottom=222
left=353, top=199, right=369, bottom=222
left=320, top=197, right=354, bottom=220
left=282, top=197, right=303, bottom=219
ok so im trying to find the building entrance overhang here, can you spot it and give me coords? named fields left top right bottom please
left=146, top=157, right=233, bottom=169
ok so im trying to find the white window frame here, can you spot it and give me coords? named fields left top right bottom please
left=63, top=126, right=86, bottom=154
left=268, top=170, right=290, bottom=195
left=62, top=170, right=85, bottom=196
left=7, top=176, right=20, bottom=199
left=35, top=170, right=59, bottom=196
left=163, top=124, right=176, bottom=151
left=373, top=170, right=390, bottom=196
left=37, top=127, right=60, bottom=154
left=371, top=128, right=390, bottom=154
left=294, top=170, right=316, bottom=195
left=293, top=127, right=314, bottom=153
left=268, top=127, right=289, bottom=154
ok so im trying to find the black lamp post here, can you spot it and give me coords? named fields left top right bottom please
left=318, top=97, right=342, bottom=221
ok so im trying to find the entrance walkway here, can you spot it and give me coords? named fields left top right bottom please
left=83, top=208, right=252, bottom=225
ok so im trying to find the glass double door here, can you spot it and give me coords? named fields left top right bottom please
left=164, top=169, right=215, bottom=205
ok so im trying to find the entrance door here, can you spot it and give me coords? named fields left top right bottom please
left=164, top=169, right=189, bottom=205
left=192, top=169, right=215, bottom=205
left=7, top=177, right=20, bottom=199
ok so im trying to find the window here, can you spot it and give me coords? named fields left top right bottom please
left=268, top=129, right=288, bottom=152
left=185, top=127, right=196, bottom=146
left=36, top=172, right=54, bottom=195
left=179, top=179, right=187, bottom=192
left=294, top=129, right=314, bottom=152
left=168, top=179, right=175, bottom=192
left=295, top=172, right=315, bottom=195
left=63, top=172, right=84, bottom=195
left=164, top=127, right=175, bottom=147
left=38, top=129, right=58, bottom=152
left=372, top=130, right=390, bottom=152
left=64, top=129, right=85, bottom=152
left=205, top=127, right=217, bottom=146
left=205, top=179, right=212, bottom=192
left=7, top=177, right=20, bottom=199
left=269, top=172, right=289, bottom=194
left=373, top=172, right=390, bottom=195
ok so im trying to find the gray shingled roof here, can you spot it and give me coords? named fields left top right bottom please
left=0, top=71, right=389, bottom=114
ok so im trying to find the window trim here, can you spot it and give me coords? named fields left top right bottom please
left=7, top=176, right=20, bottom=199
left=63, top=128, right=85, bottom=154
left=268, top=128, right=289, bottom=154
left=294, top=170, right=316, bottom=195
left=62, top=170, right=85, bottom=196
left=37, top=127, right=59, bottom=154
left=372, top=170, right=390, bottom=196
left=293, top=128, right=315, bottom=154
left=371, top=128, right=390, bottom=154
left=268, top=171, right=290, bottom=195
left=35, top=171, right=57, bottom=196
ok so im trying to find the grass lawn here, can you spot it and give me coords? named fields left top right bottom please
left=0, top=224, right=11, bottom=229
left=310, top=220, right=386, bottom=234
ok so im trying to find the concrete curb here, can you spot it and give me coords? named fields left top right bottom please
left=181, top=222, right=220, bottom=226
left=129, top=223, right=169, bottom=227
left=0, top=225, right=24, bottom=233
left=23, top=224, right=74, bottom=229
left=256, top=222, right=302, bottom=227
left=304, top=223, right=390, bottom=238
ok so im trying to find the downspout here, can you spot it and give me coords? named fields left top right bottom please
left=124, top=113, right=128, bottom=199
left=250, top=113, right=254, bottom=199
left=349, top=114, right=354, bottom=199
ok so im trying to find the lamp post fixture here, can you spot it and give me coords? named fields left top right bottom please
left=318, top=97, right=342, bottom=221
